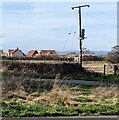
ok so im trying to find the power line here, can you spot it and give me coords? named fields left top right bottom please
left=70, top=32, right=77, bottom=51
left=82, top=7, right=89, bottom=29
left=90, top=7, right=116, bottom=21
left=2, top=10, right=75, bottom=14
left=62, top=14, right=77, bottom=51
left=88, top=7, right=116, bottom=27
left=86, top=13, right=116, bottom=27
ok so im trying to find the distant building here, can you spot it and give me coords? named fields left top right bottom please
left=74, top=54, right=95, bottom=62
left=39, top=50, right=57, bottom=56
left=82, top=54, right=95, bottom=61
left=26, top=50, right=38, bottom=57
left=65, top=52, right=78, bottom=58
left=7, top=47, right=25, bottom=57
left=74, top=55, right=80, bottom=62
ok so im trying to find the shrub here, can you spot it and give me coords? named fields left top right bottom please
left=105, top=45, right=119, bottom=63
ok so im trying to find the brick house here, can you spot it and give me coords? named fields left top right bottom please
left=26, top=50, right=38, bottom=57
left=8, top=47, right=25, bottom=57
left=39, top=50, right=57, bottom=56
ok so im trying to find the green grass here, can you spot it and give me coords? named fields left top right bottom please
left=64, top=73, right=119, bottom=82
left=73, top=97, right=94, bottom=102
left=2, top=102, right=119, bottom=117
left=94, top=75, right=119, bottom=82
left=2, top=69, right=119, bottom=82
left=2, top=83, right=119, bottom=117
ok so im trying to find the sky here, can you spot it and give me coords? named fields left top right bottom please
left=1, top=1, right=117, bottom=53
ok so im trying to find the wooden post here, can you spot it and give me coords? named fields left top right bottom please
left=114, top=64, right=118, bottom=75
left=104, top=64, right=106, bottom=76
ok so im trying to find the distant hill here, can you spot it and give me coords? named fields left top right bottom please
left=58, top=51, right=109, bottom=56
left=58, top=51, right=79, bottom=55
left=92, top=51, right=109, bottom=56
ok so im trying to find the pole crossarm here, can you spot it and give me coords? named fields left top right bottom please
left=72, top=5, right=90, bottom=9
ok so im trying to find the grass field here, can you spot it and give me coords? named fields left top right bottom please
left=2, top=80, right=119, bottom=116
left=83, top=61, right=115, bottom=75
left=2, top=60, right=119, bottom=116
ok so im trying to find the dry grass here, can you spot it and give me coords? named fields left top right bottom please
left=6, top=86, right=28, bottom=99
left=31, top=83, right=80, bottom=106
left=4, top=81, right=119, bottom=107
left=91, top=86, right=118, bottom=104
left=83, top=61, right=114, bottom=75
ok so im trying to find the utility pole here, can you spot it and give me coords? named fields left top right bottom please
left=72, top=5, right=89, bottom=67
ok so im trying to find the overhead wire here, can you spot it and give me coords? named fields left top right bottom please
left=2, top=10, right=74, bottom=14
left=70, top=32, right=77, bottom=51
left=3, top=7, right=116, bottom=27
left=82, top=7, right=89, bottom=49
left=88, top=7, right=116, bottom=27
left=82, top=7, right=89, bottom=29
left=3, top=5, right=117, bottom=51
left=85, top=7, right=117, bottom=44
left=62, top=13, right=77, bottom=51
left=86, top=13, right=116, bottom=27
left=90, top=6, right=116, bottom=21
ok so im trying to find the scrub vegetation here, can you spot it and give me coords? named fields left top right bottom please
left=2, top=78, right=119, bottom=116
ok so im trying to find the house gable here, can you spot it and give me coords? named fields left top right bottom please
left=27, top=50, right=38, bottom=57
left=8, top=47, right=25, bottom=57
left=40, top=50, right=57, bottom=56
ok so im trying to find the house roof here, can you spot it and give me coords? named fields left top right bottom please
left=26, top=50, right=38, bottom=57
left=0, top=50, right=4, bottom=55
left=82, top=54, right=94, bottom=57
left=40, top=50, right=56, bottom=55
left=66, top=52, right=78, bottom=58
left=74, top=54, right=94, bottom=58
left=8, top=49, right=15, bottom=54
left=40, top=50, right=56, bottom=52
left=8, top=47, right=26, bottom=56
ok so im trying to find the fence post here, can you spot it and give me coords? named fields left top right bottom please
left=104, top=64, right=106, bottom=76
left=114, top=64, right=118, bottom=75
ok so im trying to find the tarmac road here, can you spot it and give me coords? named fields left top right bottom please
left=2, top=116, right=119, bottom=120
left=4, top=76, right=119, bottom=86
